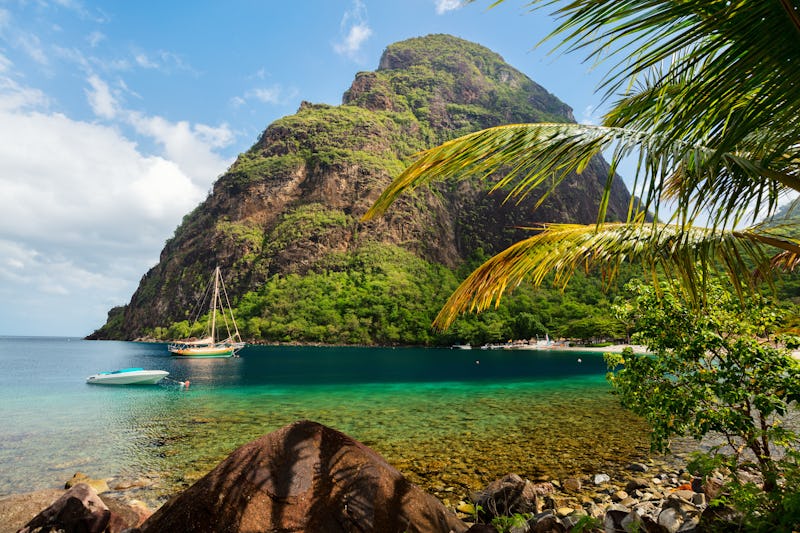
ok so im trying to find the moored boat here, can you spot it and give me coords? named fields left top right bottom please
left=168, top=266, right=245, bottom=358
left=86, top=368, right=168, bottom=385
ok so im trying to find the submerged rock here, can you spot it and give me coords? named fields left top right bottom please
left=65, top=471, right=110, bottom=494
left=140, top=420, right=467, bottom=532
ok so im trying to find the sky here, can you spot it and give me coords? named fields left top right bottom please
left=0, top=0, right=621, bottom=337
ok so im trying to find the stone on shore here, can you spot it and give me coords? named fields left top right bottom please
left=140, top=420, right=467, bottom=532
left=17, top=483, right=110, bottom=533
left=469, top=473, right=545, bottom=519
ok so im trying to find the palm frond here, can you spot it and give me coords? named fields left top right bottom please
left=531, top=0, right=800, bottom=161
left=432, top=222, right=800, bottom=330
left=362, top=120, right=799, bottom=231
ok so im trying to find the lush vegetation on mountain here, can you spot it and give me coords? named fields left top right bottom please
left=144, top=243, right=633, bottom=346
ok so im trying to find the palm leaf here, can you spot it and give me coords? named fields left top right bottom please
left=361, top=121, right=799, bottom=231
left=432, top=222, right=800, bottom=330
left=534, top=0, right=800, bottom=160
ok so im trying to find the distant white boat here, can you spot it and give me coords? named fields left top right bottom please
left=451, top=344, right=472, bottom=350
left=86, top=367, right=169, bottom=385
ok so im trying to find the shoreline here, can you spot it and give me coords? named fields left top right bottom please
left=0, top=438, right=693, bottom=533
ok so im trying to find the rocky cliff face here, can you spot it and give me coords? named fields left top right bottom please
left=90, top=34, right=631, bottom=342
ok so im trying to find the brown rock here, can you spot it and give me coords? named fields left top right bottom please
left=531, top=515, right=566, bottom=533
left=18, top=483, right=110, bottom=533
left=625, top=477, right=650, bottom=492
left=701, top=477, right=724, bottom=500
left=561, top=477, right=581, bottom=492
left=140, top=420, right=467, bottom=532
left=611, top=490, right=628, bottom=502
left=103, top=495, right=152, bottom=530
left=471, top=474, right=540, bottom=519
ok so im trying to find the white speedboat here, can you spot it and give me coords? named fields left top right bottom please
left=86, top=367, right=169, bottom=385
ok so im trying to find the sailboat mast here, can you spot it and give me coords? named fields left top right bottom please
left=210, top=266, right=220, bottom=343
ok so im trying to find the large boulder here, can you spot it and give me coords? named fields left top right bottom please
left=141, top=420, right=468, bottom=532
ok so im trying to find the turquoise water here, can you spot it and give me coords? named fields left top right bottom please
left=0, top=337, right=653, bottom=506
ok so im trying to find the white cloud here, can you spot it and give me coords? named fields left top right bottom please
left=17, top=33, right=48, bottom=65
left=0, top=76, right=49, bottom=111
left=0, top=76, right=235, bottom=335
left=230, top=84, right=297, bottom=109
left=126, top=112, right=234, bottom=183
left=580, top=104, right=602, bottom=125
left=435, top=0, right=463, bottom=14
left=0, top=52, right=12, bottom=73
left=335, top=24, right=372, bottom=58
left=248, top=86, right=281, bottom=104
left=134, top=52, right=158, bottom=69
left=86, top=31, right=105, bottom=48
left=130, top=49, right=195, bottom=75
left=86, top=74, right=118, bottom=118
left=334, top=0, right=372, bottom=60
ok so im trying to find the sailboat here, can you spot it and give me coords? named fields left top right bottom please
left=168, top=266, right=245, bottom=358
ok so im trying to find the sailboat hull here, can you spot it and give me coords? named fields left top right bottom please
left=168, top=342, right=244, bottom=357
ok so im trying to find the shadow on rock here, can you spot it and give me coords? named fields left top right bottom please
left=140, top=420, right=468, bottom=533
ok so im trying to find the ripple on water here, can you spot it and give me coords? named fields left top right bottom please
left=116, top=378, right=654, bottom=506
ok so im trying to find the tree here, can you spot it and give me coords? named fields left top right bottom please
left=362, top=0, right=800, bottom=329
left=605, top=279, right=800, bottom=493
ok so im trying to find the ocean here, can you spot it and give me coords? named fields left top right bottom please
left=0, top=336, right=655, bottom=507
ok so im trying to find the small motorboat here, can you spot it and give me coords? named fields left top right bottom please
left=86, top=367, right=169, bottom=385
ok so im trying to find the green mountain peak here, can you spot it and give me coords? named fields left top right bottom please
left=89, top=34, right=631, bottom=345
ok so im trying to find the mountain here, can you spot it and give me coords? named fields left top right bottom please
left=89, top=34, right=632, bottom=345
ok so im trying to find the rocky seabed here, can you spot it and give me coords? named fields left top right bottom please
left=5, top=421, right=745, bottom=533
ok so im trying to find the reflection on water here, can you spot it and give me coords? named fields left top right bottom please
left=0, top=339, right=655, bottom=507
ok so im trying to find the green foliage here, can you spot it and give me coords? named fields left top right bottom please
left=215, top=220, right=264, bottom=251
left=490, top=513, right=531, bottom=532
left=570, top=514, right=603, bottom=533
left=227, top=153, right=305, bottom=186
left=266, top=203, right=351, bottom=256
left=606, top=279, right=800, bottom=493
left=234, top=243, right=456, bottom=345
left=377, top=34, right=572, bottom=137
left=687, top=451, right=800, bottom=532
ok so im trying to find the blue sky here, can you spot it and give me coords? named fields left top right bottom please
left=0, top=0, right=618, bottom=336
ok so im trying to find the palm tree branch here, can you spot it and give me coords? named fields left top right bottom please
left=432, top=222, right=800, bottom=330
left=362, top=122, right=798, bottom=231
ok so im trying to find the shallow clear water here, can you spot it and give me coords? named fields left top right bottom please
left=0, top=337, right=653, bottom=506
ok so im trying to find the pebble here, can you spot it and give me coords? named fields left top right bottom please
left=454, top=456, right=754, bottom=533
left=612, top=490, right=628, bottom=502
